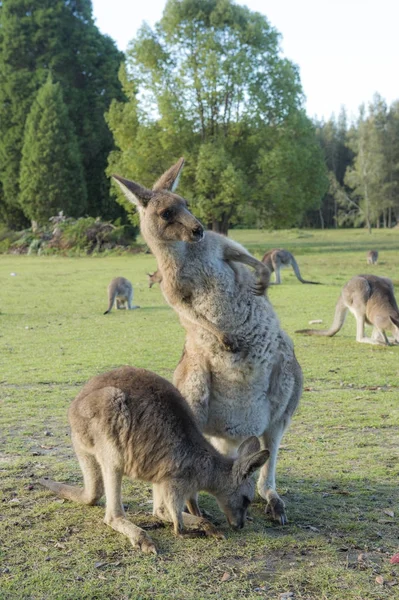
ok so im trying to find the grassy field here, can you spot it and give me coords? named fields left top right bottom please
left=1, top=228, right=398, bottom=600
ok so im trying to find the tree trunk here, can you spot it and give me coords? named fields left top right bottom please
left=319, top=208, right=324, bottom=230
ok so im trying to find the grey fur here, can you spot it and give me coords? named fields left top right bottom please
left=112, top=159, right=303, bottom=524
left=39, top=366, right=268, bottom=554
left=262, top=249, right=320, bottom=285
left=104, top=277, right=139, bottom=314
left=367, top=250, right=379, bottom=265
left=296, top=274, right=399, bottom=345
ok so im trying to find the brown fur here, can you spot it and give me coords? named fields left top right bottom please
left=147, top=269, right=162, bottom=288
left=112, top=160, right=302, bottom=526
left=39, top=366, right=268, bottom=554
left=296, top=274, right=399, bottom=345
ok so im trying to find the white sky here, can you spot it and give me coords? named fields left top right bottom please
left=91, top=0, right=399, bottom=122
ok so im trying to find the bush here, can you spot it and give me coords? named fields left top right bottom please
left=0, top=216, right=139, bottom=255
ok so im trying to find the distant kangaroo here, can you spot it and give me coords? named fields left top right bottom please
left=367, top=250, right=378, bottom=265
left=296, top=274, right=399, bottom=345
left=147, top=269, right=162, bottom=288
left=39, top=366, right=268, bottom=554
left=261, top=249, right=320, bottom=285
left=112, top=159, right=302, bottom=525
left=104, top=277, right=139, bottom=314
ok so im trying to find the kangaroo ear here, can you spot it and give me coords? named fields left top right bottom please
left=234, top=449, right=269, bottom=481
left=112, top=175, right=154, bottom=208
left=152, top=157, right=185, bottom=192
left=234, top=437, right=269, bottom=481
left=237, top=436, right=261, bottom=458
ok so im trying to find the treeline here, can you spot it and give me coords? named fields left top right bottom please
left=0, top=0, right=125, bottom=229
left=312, top=97, right=399, bottom=230
left=0, top=0, right=398, bottom=237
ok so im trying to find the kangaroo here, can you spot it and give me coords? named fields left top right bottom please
left=147, top=269, right=162, bottom=288
left=39, top=366, right=268, bottom=555
left=104, top=277, right=139, bottom=314
left=367, top=250, right=378, bottom=265
left=296, top=274, right=399, bottom=345
left=112, top=159, right=302, bottom=525
left=261, top=249, right=320, bottom=285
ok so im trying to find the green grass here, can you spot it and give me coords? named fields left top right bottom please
left=1, top=229, right=398, bottom=599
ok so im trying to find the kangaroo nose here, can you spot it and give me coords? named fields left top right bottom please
left=192, top=225, right=204, bottom=239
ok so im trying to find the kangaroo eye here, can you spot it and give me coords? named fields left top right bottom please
left=160, top=209, right=173, bottom=221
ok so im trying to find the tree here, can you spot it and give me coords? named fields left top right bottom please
left=108, top=0, right=327, bottom=233
left=0, top=0, right=124, bottom=228
left=19, top=77, right=87, bottom=225
left=344, top=103, right=385, bottom=232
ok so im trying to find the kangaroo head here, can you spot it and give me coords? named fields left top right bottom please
left=216, top=437, right=269, bottom=531
left=112, top=158, right=204, bottom=245
left=147, top=271, right=160, bottom=289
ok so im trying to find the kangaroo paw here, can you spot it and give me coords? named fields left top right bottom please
left=136, top=533, right=158, bottom=555
left=265, top=496, right=287, bottom=526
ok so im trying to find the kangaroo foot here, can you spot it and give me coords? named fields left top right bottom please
left=136, top=532, right=158, bottom=555
left=265, top=496, right=287, bottom=526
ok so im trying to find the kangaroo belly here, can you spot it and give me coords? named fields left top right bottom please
left=199, top=331, right=299, bottom=439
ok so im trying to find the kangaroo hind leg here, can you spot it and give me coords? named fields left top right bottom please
left=100, top=452, right=157, bottom=555
left=39, top=447, right=104, bottom=506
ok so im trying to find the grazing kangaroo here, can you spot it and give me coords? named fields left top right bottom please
left=296, top=274, right=399, bottom=345
left=367, top=250, right=379, bottom=265
left=39, top=366, right=268, bottom=554
left=261, top=249, right=320, bottom=285
left=147, top=269, right=162, bottom=288
left=112, top=159, right=302, bottom=525
left=104, top=277, right=139, bottom=314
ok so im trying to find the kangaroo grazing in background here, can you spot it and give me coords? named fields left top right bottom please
left=261, top=249, right=320, bottom=285
left=104, top=277, right=139, bottom=314
left=39, top=366, right=268, bottom=555
left=112, top=159, right=302, bottom=525
left=296, top=274, right=399, bottom=345
left=147, top=269, right=162, bottom=288
left=367, top=250, right=379, bottom=265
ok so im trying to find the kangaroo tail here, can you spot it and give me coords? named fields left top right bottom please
left=104, top=290, right=116, bottom=315
left=296, top=296, right=347, bottom=337
left=291, top=257, right=321, bottom=284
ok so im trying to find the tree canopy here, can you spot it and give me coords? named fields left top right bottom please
left=19, top=77, right=87, bottom=225
left=0, top=0, right=124, bottom=228
left=107, top=0, right=328, bottom=233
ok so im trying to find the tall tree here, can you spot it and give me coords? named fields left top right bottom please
left=0, top=0, right=124, bottom=227
left=344, top=104, right=385, bottom=232
left=108, top=0, right=327, bottom=233
left=19, top=77, right=86, bottom=225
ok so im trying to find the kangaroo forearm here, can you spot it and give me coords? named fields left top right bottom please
left=222, top=244, right=270, bottom=294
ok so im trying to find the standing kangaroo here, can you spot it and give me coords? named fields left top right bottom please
left=39, top=366, right=268, bottom=555
left=296, top=274, right=399, bottom=345
left=261, top=249, right=320, bottom=285
left=367, top=250, right=378, bottom=265
left=147, top=269, right=162, bottom=288
left=112, top=159, right=302, bottom=524
left=104, top=277, right=139, bottom=314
